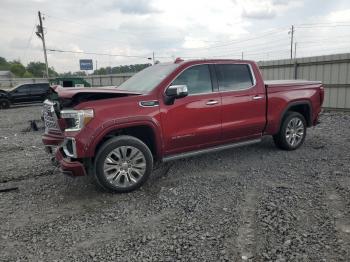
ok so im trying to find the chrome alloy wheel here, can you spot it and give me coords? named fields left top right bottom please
left=103, top=146, right=146, bottom=188
left=285, top=117, right=304, bottom=147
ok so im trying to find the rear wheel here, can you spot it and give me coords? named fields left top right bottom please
left=93, top=135, right=153, bottom=193
left=273, top=111, right=306, bottom=150
left=0, top=99, right=10, bottom=109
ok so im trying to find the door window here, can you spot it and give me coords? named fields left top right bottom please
left=215, top=64, right=254, bottom=91
left=16, top=85, right=31, bottom=93
left=31, top=84, right=49, bottom=93
left=172, top=65, right=212, bottom=95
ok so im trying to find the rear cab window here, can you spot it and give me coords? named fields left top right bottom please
left=215, top=64, right=254, bottom=92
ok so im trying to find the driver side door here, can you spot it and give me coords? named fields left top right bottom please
left=161, top=64, right=222, bottom=156
left=11, top=84, right=31, bottom=103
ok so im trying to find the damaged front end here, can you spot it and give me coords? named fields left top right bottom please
left=42, top=99, right=65, bottom=163
left=41, top=85, right=141, bottom=162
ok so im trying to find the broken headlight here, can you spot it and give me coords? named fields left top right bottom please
left=60, top=109, right=94, bottom=132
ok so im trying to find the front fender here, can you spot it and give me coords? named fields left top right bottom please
left=79, top=116, right=163, bottom=159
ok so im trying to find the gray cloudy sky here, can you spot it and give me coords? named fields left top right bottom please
left=1, top=0, right=350, bottom=72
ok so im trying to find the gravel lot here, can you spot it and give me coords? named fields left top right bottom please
left=0, top=105, right=349, bottom=261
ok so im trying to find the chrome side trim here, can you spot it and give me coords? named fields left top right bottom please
left=139, top=100, right=160, bottom=107
left=253, top=95, right=264, bottom=100
left=162, top=138, right=261, bottom=162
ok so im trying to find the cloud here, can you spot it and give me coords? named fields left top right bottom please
left=242, top=8, right=276, bottom=19
left=112, top=0, right=159, bottom=14
left=327, top=9, right=350, bottom=22
left=238, top=0, right=301, bottom=20
left=0, top=0, right=349, bottom=72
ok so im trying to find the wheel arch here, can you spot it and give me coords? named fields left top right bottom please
left=88, top=119, right=162, bottom=161
left=279, top=100, right=312, bottom=130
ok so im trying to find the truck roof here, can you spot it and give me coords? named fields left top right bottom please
left=176, top=58, right=255, bottom=65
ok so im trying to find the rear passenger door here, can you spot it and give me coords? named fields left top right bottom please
left=30, top=84, right=49, bottom=102
left=215, top=63, right=266, bottom=142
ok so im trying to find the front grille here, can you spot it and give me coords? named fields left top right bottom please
left=42, top=100, right=60, bottom=133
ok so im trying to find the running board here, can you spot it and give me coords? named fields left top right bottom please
left=162, top=138, right=261, bottom=162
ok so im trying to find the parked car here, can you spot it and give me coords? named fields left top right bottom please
left=0, top=83, right=51, bottom=109
left=50, top=77, right=91, bottom=88
left=42, top=59, right=324, bottom=193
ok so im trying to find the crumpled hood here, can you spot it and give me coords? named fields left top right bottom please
left=52, top=85, right=141, bottom=99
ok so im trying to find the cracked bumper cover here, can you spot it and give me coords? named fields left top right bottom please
left=55, top=148, right=86, bottom=177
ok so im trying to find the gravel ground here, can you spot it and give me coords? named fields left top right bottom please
left=0, top=105, right=349, bottom=261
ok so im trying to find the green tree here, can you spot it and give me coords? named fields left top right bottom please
left=26, top=62, right=58, bottom=77
left=59, top=71, right=87, bottom=77
left=26, top=62, right=46, bottom=77
left=10, top=62, right=26, bottom=77
left=22, top=71, right=33, bottom=78
left=93, top=63, right=151, bottom=75
left=49, top=67, right=59, bottom=77
left=0, top=57, right=10, bottom=70
left=74, top=71, right=87, bottom=76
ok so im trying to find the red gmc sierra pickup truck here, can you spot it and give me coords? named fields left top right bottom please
left=42, top=58, right=324, bottom=193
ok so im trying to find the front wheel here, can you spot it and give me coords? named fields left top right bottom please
left=273, top=112, right=307, bottom=150
left=93, top=135, right=153, bottom=193
left=0, top=99, right=10, bottom=109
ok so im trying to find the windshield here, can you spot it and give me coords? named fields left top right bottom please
left=8, top=84, right=22, bottom=91
left=118, top=63, right=179, bottom=93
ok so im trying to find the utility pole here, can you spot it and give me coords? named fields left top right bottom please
left=289, top=25, right=294, bottom=60
left=294, top=42, right=297, bottom=59
left=36, top=11, right=49, bottom=78
left=241, top=52, right=244, bottom=60
left=152, top=52, right=155, bottom=65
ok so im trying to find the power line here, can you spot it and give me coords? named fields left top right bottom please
left=47, top=48, right=161, bottom=59
left=297, top=24, right=350, bottom=29
left=296, top=21, right=350, bottom=26
left=179, top=35, right=290, bottom=55
left=44, top=12, right=183, bottom=39
left=46, top=27, right=128, bottom=46
left=23, top=23, right=36, bottom=61
left=42, top=12, right=350, bottom=52
left=43, top=13, right=106, bottom=31
left=177, top=29, right=289, bottom=51
left=208, top=49, right=290, bottom=58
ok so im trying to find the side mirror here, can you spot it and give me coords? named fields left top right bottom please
left=164, top=85, right=188, bottom=105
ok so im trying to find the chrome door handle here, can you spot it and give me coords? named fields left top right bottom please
left=252, top=95, right=264, bottom=100
left=206, top=100, right=219, bottom=105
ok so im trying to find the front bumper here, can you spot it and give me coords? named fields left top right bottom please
left=42, top=131, right=64, bottom=146
left=55, top=148, right=86, bottom=177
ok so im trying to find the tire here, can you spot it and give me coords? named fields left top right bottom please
left=273, top=111, right=307, bottom=151
left=0, top=99, right=10, bottom=109
left=93, top=135, right=153, bottom=193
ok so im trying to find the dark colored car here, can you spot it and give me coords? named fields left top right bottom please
left=42, top=59, right=324, bottom=193
left=0, top=83, right=51, bottom=109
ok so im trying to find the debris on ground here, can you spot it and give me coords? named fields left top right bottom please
left=0, top=106, right=349, bottom=261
